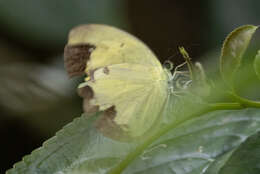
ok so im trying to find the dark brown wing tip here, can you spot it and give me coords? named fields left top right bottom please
left=78, top=85, right=94, bottom=99
left=96, top=106, right=132, bottom=141
left=79, top=86, right=132, bottom=141
left=78, top=85, right=99, bottom=113
left=64, top=43, right=96, bottom=78
left=78, top=86, right=130, bottom=141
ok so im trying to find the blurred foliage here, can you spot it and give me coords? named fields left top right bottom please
left=0, top=0, right=128, bottom=51
left=1, top=0, right=260, bottom=173
left=209, top=0, right=260, bottom=47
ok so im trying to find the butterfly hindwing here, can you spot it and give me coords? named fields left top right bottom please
left=83, top=63, right=168, bottom=140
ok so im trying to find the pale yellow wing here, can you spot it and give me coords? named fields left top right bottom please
left=64, top=24, right=170, bottom=140
left=79, top=62, right=168, bottom=140
left=66, top=24, right=163, bottom=74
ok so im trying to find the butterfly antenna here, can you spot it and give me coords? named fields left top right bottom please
left=178, top=46, right=194, bottom=81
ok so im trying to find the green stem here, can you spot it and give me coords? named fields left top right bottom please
left=107, top=102, right=243, bottom=174
left=208, top=102, right=243, bottom=110
left=229, top=92, right=260, bottom=108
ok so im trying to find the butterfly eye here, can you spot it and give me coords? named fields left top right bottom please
left=163, top=60, right=174, bottom=71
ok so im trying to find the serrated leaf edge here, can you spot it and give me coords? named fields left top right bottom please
left=5, top=114, right=97, bottom=174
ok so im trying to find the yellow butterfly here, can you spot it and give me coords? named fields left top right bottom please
left=64, top=24, right=174, bottom=141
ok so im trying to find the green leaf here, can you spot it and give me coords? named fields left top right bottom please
left=204, top=150, right=236, bottom=174
left=6, top=112, right=137, bottom=174
left=121, top=109, right=260, bottom=174
left=219, top=131, right=260, bottom=174
left=7, top=108, right=260, bottom=174
left=220, top=25, right=258, bottom=87
left=253, top=50, right=260, bottom=80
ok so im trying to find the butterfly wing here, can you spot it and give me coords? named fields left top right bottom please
left=80, top=63, right=168, bottom=140
left=65, top=24, right=163, bottom=76
left=64, top=24, right=169, bottom=140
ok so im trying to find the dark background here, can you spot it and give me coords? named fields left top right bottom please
left=1, top=0, right=259, bottom=173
